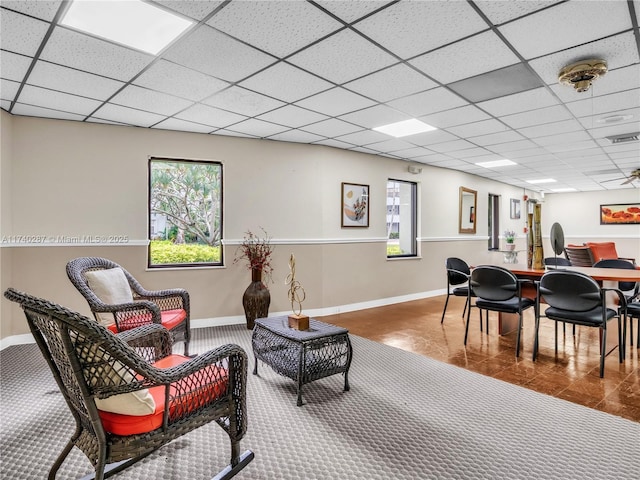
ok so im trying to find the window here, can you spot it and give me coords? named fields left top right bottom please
left=148, top=158, right=223, bottom=267
left=488, top=193, right=500, bottom=250
left=386, top=179, right=417, bottom=257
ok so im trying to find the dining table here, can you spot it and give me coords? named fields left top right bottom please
left=491, top=263, right=640, bottom=356
left=503, top=264, right=640, bottom=283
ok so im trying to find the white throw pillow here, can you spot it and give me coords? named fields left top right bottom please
left=91, top=359, right=156, bottom=416
left=95, top=387, right=156, bottom=416
left=84, top=268, right=133, bottom=326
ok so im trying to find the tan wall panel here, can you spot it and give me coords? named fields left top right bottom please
left=1, top=111, right=14, bottom=334
left=543, top=191, right=640, bottom=260
left=3, top=244, right=329, bottom=336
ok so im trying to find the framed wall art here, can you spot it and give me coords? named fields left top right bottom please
left=600, top=203, right=640, bottom=224
left=341, top=182, right=369, bottom=227
left=510, top=198, right=521, bottom=219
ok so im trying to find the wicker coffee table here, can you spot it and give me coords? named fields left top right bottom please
left=252, top=316, right=352, bottom=406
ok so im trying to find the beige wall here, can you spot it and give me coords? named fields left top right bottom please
left=1, top=111, right=13, bottom=338
left=543, top=190, right=640, bottom=259
left=1, top=113, right=636, bottom=342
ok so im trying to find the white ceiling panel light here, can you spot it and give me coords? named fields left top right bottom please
left=373, top=119, right=437, bottom=138
left=475, top=159, right=517, bottom=168
left=60, top=0, right=194, bottom=55
left=527, top=178, right=557, bottom=184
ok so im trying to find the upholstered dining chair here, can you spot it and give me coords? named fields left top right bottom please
left=587, top=241, right=635, bottom=265
left=465, top=265, right=536, bottom=357
left=533, top=270, right=625, bottom=377
left=441, top=257, right=482, bottom=327
left=4, top=288, right=254, bottom=480
left=67, top=257, right=191, bottom=355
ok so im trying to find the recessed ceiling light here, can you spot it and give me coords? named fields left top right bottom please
left=61, top=0, right=193, bottom=55
left=373, top=119, right=437, bottom=138
left=550, top=188, right=577, bottom=192
left=527, top=178, right=557, bottom=184
left=475, top=159, right=517, bottom=168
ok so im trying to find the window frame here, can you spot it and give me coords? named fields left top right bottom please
left=386, top=179, right=418, bottom=259
left=488, top=193, right=500, bottom=251
left=148, top=157, right=224, bottom=269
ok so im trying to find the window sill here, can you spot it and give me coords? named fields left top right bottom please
left=386, top=255, right=421, bottom=261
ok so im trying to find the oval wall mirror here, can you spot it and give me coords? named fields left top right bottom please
left=459, top=187, right=477, bottom=234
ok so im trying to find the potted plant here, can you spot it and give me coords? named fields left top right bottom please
left=504, top=230, right=516, bottom=251
left=234, top=228, right=274, bottom=329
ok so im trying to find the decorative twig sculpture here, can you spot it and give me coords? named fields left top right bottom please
left=285, top=254, right=309, bottom=330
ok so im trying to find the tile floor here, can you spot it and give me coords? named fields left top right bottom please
left=320, top=295, right=640, bottom=423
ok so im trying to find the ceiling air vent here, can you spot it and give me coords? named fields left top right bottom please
left=605, top=132, right=640, bottom=144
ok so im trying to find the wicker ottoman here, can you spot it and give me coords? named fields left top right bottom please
left=251, top=316, right=352, bottom=406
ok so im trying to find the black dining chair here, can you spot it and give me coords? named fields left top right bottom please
left=534, top=269, right=625, bottom=377
left=594, top=259, right=640, bottom=350
left=543, top=256, right=574, bottom=334
left=593, top=259, right=639, bottom=300
left=465, top=265, right=536, bottom=357
left=441, top=257, right=482, bottom=328
left=544, top=256, right=571, bottom=267
left=625, top=302, right=640, bottom=350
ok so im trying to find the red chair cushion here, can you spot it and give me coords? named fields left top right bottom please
left=107, top=308, right=187, bottom=333
left=586, top=242, right=619, bottom=262
left=98, top=354, right=228, bottom=436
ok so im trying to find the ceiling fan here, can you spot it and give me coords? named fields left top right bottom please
left=601, top=169, right=640, bottom=185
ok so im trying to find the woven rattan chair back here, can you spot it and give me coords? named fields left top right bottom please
left=564, top=245, right=595, bottom=267
left=3, top=288, right=253, bottom=480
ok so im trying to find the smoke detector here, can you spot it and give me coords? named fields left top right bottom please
left=558, top=59, right=607, bottom=93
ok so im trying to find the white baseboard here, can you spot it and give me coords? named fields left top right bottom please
left=2, top=289, right=447, bottom=350
left=192, top=288, right=447, bottom=328
left=0, top=333, right=35, bottom=349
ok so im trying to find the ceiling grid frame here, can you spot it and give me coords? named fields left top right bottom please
left=0, top=0, right=638, bottom=191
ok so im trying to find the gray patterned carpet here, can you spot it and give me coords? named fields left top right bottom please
left=1, top=324, right=638, bottom=479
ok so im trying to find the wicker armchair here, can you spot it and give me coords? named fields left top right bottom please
left=66, top=257, right=191, bottom=355
left=4, top=288, right=253, bottom=480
